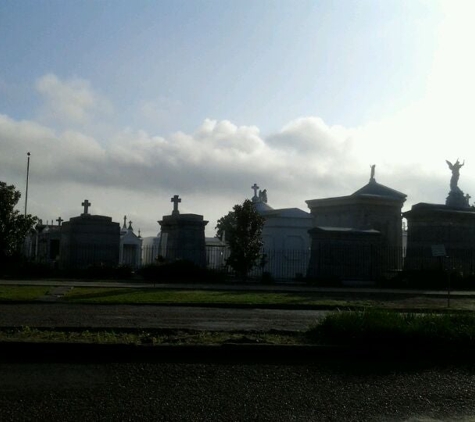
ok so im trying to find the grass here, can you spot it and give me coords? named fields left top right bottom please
left=3, top=285, right=475, bottom=311
left=0, top=326, right=302, bottom=346
left=0, top=286, right=50, bottom=301
left=62, top=287, right=375, bottom=307
left=4, top=311, right=475, bottom=349
left=307, top=309, right=475, bottom=347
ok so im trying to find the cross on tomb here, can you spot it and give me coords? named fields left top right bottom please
left=128, top=221, right=133, bottom=230
left=251, top=183, right=259, bottom=198
left=171, top=195, right=181, bottom=215
left=56, top=217, right=63, bottom=226
left=81, top=199, right=91, bottom=215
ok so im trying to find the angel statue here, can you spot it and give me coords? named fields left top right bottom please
left=446, top=159, right=465, bottom=191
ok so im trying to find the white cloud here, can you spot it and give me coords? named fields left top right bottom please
left=4, top=54, right=475, bottom=237
left=139, top=97, right=182, bottom=127
left=35, top=74, right=112, bottom=127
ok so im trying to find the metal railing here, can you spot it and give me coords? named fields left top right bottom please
left=33, top=243, right=475, bottom=281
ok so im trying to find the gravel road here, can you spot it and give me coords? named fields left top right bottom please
left=1, top=360, right=475, bottom=421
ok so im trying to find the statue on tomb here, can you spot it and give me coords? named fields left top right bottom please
left=259, top=189, right=268, bottom=203
left=446, top=159, right=464, bottom=191
left=370, top=164, right=376, bottom=182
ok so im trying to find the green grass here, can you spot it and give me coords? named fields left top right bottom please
left=0, top=286, right=50, bottom=301
left=5, top=311, right=475, bottom=349
left=62, top=287, right=374, bottom=307
left=0, top=326, right=302, bottom=345
left=307, top=309, right=475, bottom=347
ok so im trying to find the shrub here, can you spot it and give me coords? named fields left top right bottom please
left=307, top=310, right=475, bottom=348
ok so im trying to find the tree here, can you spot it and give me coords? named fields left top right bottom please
left=216, top=199, right=265, bottom=279
left=215, top=210, right=236, bottom=243
left=0, top=182, right=37, bottom=262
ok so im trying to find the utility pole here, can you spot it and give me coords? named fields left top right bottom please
left=25, top=152, right=30, bottom=216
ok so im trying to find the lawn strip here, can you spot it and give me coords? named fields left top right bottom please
left=61, top=287, right=377, bottom=307
left=0, top=286, right=51, bottom=301
left=0, top=327, right=303, bottom=346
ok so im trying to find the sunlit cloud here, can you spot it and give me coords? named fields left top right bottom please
left=35, top=74, right=113, bottom=127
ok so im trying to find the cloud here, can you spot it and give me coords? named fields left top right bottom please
left=139, top=97, right=182, bottom=127
left=3, top=67, right=475, bottom=237
left=35, top=74, right=112, bottom=127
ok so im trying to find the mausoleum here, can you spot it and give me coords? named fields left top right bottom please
left=157, top=195, right=208, bottom=268
left=251, top=184, right=313, bottom=279
left=404, top=159, right=475, bottom=274
left=59, top=200, right=120, bottom=269
left=306, top=167, right=407, bottom=281
left=119, top=216, right=142, bottom=269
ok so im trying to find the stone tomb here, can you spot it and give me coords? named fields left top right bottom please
left=403, top=204, right=475, bottom=273
left=251, top=184, right=313, bottom=279
left=59, top=200, right=120, bottom=269
left=404, top=159, right=475, bottom=274
left=157, top=195, right=208, bottom=268
left=306, top=167, right=407, bottom=281
left=119, top=216, right=142, bottom=269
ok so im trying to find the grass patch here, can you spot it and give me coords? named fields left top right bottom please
left=307, top=309, right=475, bottom=347
left=63, top=287, right=373, bottom=307
left=0, top=286, right=50, bottom=301
left=0, top=327, right=302, bottom=346
left=4, top=311, right=475, bottom=349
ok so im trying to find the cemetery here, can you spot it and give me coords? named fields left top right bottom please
left=4, top=160, right=475, bottom=287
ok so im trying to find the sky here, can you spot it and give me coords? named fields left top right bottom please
left=1, top=0, right=475, bottom=238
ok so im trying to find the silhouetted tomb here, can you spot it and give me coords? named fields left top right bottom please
left=306, top=166, right=406, bottom=281
left=59, top=200, right=120, bottom=269
left=157, top=195, right=208, bottom=267
left=404, top=160, right=475, bottom=274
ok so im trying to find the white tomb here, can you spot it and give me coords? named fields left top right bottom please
left=119, top=216, right=142, bottom=269
left=251, top=184, right=313, bottom=280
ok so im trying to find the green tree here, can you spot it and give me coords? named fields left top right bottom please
left=216, top=199, right=265, bottom=279
left=0, top=182, right=37, bottom=262
left=215, top=210, right=236, bottom=243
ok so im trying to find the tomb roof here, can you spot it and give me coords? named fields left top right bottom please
left=253, top=200, right=274, bottom=214
left=261, top=207, right=312, bottom=219
left=352, top=179, right=406, bottom=201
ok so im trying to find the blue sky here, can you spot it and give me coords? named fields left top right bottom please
left=1, top=1, right=474, bottom=236
left=1, top=1, right=439, bottom=133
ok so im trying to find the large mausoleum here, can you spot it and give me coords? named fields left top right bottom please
left=404, top=159, right=475, bottom=274
left=59, top=200, right=120, bottom=269
left=305, top=167, right=407, bottom=281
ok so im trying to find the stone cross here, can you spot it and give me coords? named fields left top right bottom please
left=251, top=183, right=259, bottom=197
left=171, top=195, right=181, bottom=215
left=81, top=199, right=91, bottom=215
left=128, top=220, right=133, bottom=230
left=56, top=217, right=63, bottom=226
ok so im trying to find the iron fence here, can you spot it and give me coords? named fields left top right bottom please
left=33, top=243, right=475, bottom=281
